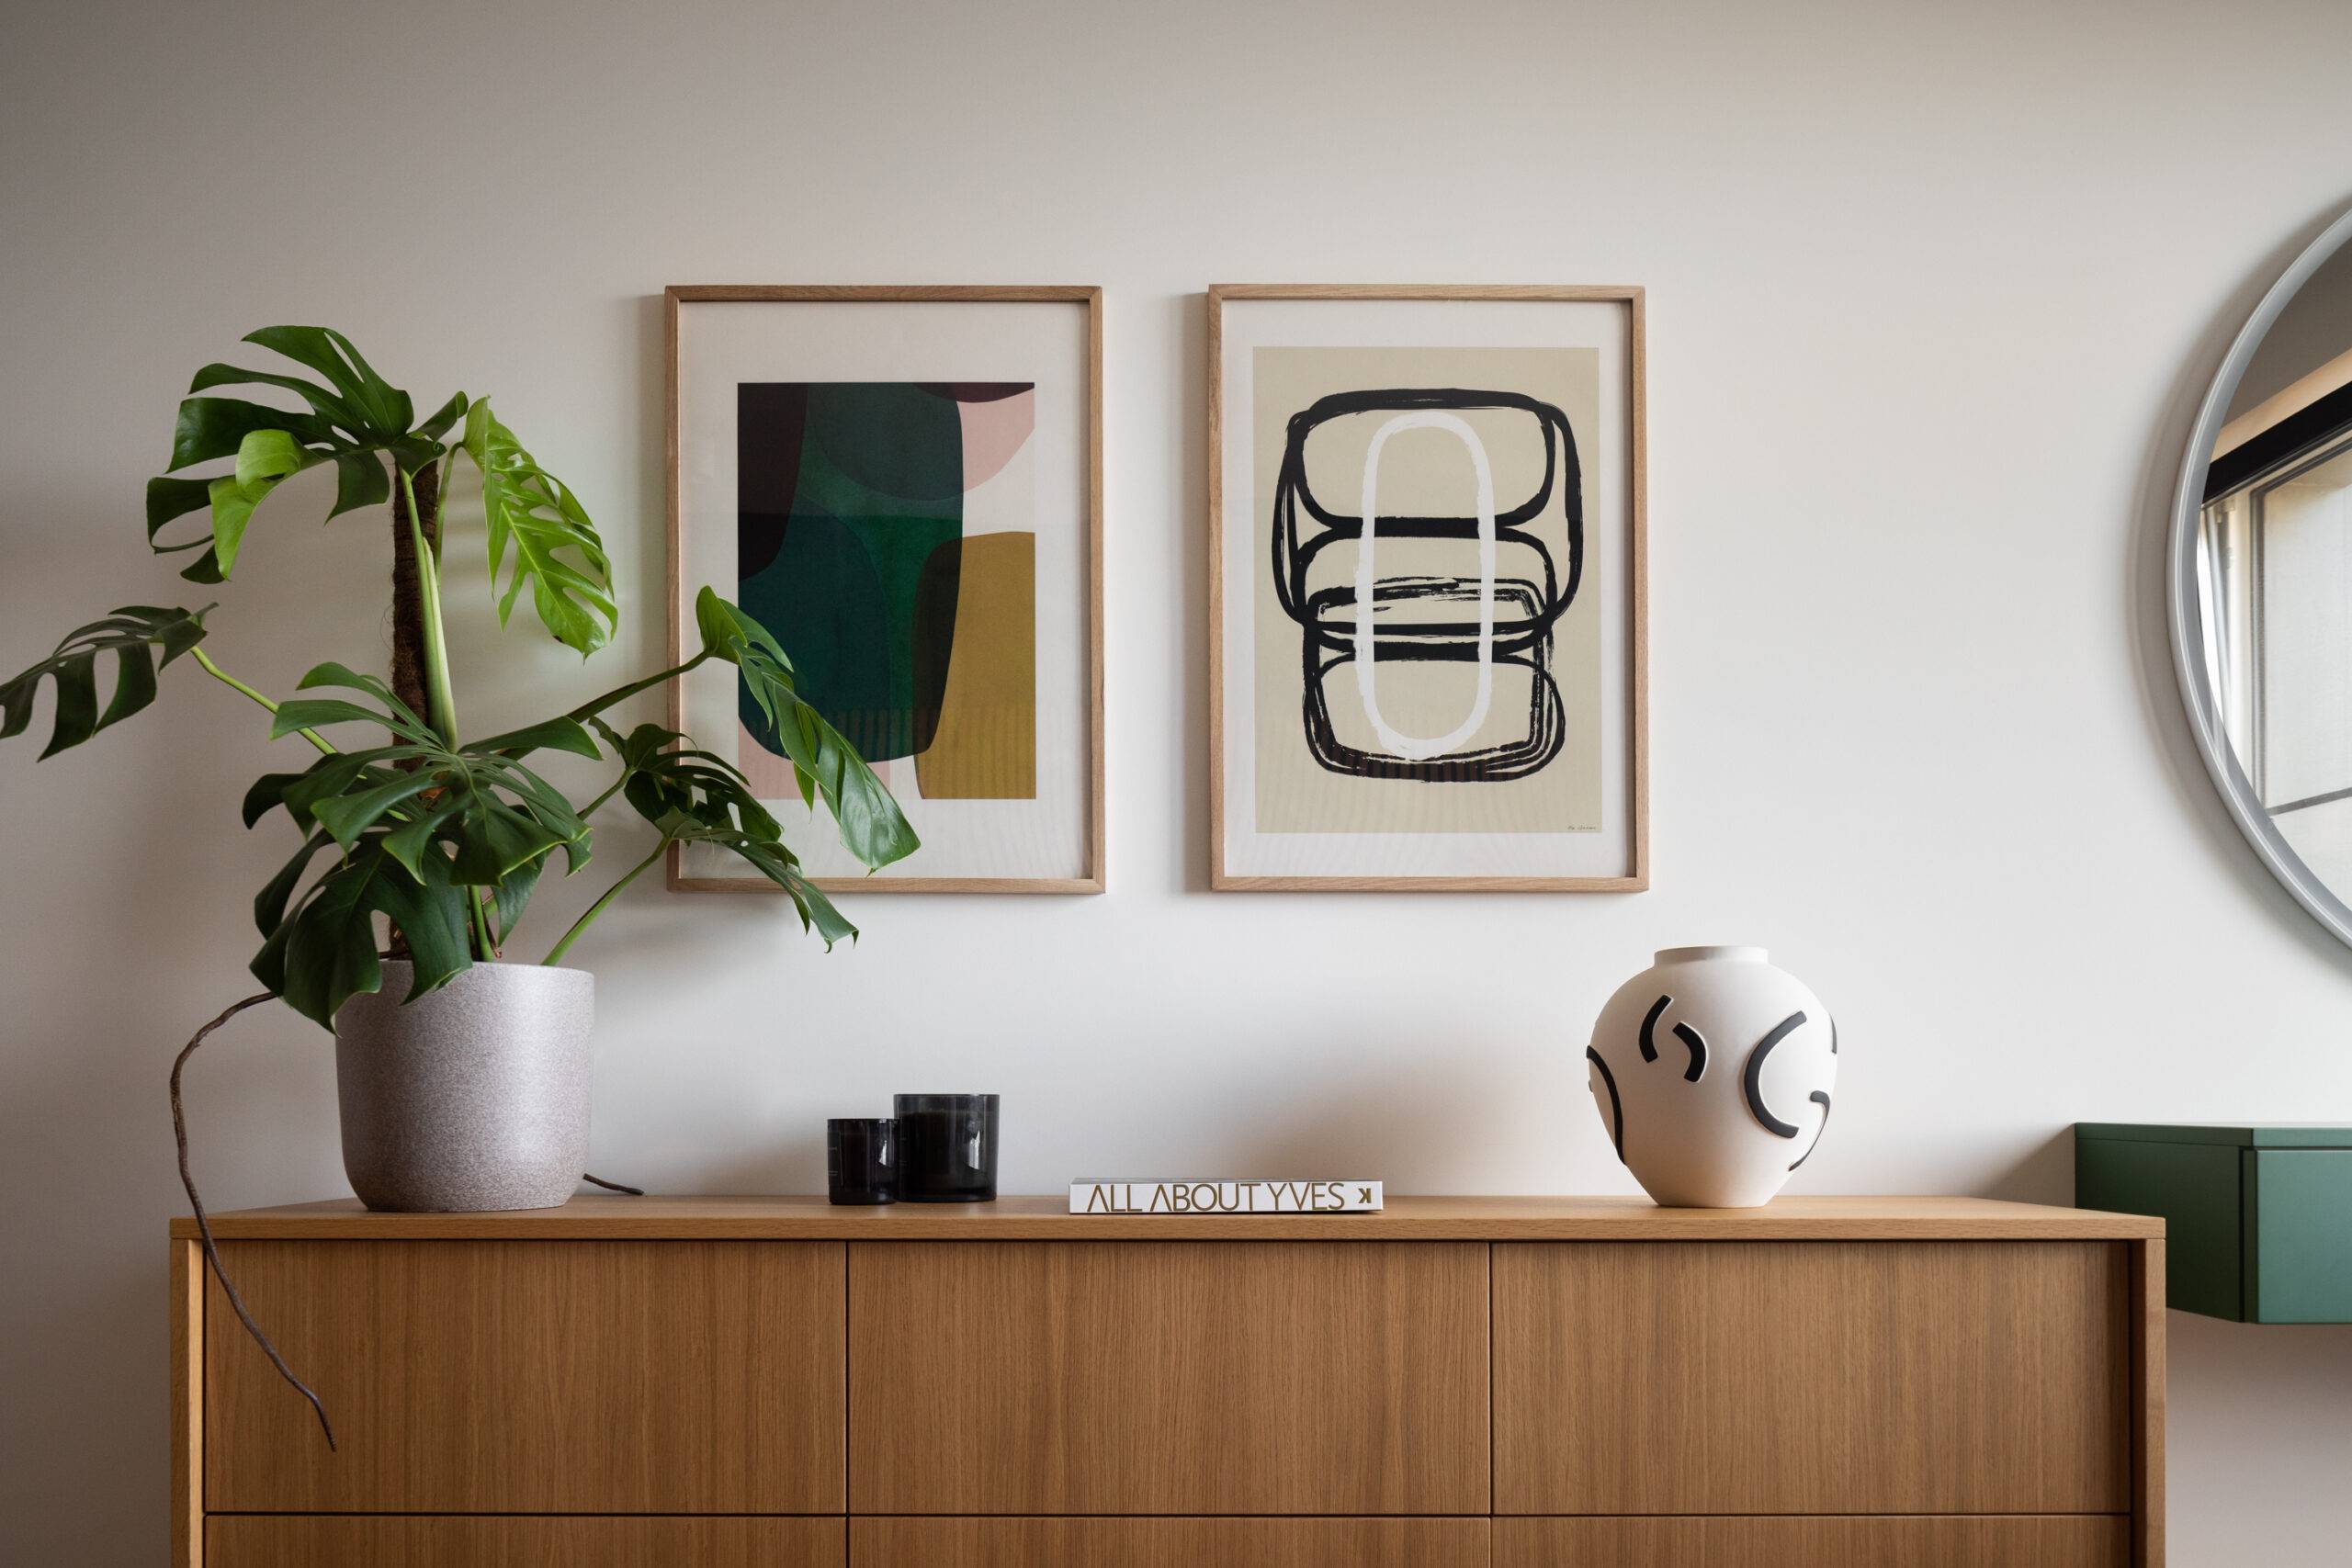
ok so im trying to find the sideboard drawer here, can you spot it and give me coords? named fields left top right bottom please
left=209, top=1516, right=844, bottom=1565
left=1495, top=1516, right=2129, bottom=1567
left=851, top=1517, right=1487, bottom=1567
left=848, top=1241, right=1488, bottom=1514
left=1493, top=1241, right=2129, bottom=1514
left=206, top=1240, right=845, bottom=1513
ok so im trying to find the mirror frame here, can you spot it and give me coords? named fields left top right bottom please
left=2167, top=204, right=2352, bottom=949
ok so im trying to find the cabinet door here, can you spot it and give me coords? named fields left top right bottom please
left=1496, top=1517, right=2127, bottom=1567
left=848, top=1241, right=1488, bottom=1514
left=1493, top=1241, right=2128, bottom=1515
left=851, top=1518, right=1487, bottom=1568
left=207, top=1241, right=845, bottom=1513
left=208, top=1517, right=843, bottom=1566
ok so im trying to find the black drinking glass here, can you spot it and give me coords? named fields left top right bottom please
left=826, top=1117, right=898, bottom=1205
left=892, top=1093, right=1000, bottom=1201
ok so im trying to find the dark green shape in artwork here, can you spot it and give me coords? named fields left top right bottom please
left=737, top=383, right=965, bottom=761
left=804, top=382, right=967, bottom=506
left=738, top=513, right=896, bottom=754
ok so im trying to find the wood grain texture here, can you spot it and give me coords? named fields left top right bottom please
left=205, top=1240, right=844, bottom=1514
left=1493, top=1241, right=2131, bottom=1515
left=670, top=874, right=1102, bottom=895
left=851, top=1518, right=1487, bottom=1568
left=171, top=1237, right=202, bottom=1568
left=662, top=284, right=1104, bottom=895
left=847, top=1241, right=1488, bottom=1514
left=1204, top=283, right=1647, bottom=892
left=172, top=1194, right=2165, bottom=1243
left=208, top=1517, right=843, bottom=1567
left=1495, top=1517, right=2129, bottom=1568
left=1210, top=284, right=1648, bottom=301
left=2133, top=1238, right=2167, bottom=1567
left=670, top=285, right=1099, bottom=303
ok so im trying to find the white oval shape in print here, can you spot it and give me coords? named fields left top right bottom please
left=1351, top=410, right=1498, bottom=762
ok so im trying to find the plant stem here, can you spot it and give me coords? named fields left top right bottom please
left=191, top=648, right=334, bottom=755
left=563, top=651, right=709, bottom=724
left=542, top=840, right=666, bottom=967
left=400, top=467, right=460, bottom=748
left=470, top=886, right=500, bottom=962
left=576, top=771, right=629, bottom=821
left=387, top=458, right=440, bottom=724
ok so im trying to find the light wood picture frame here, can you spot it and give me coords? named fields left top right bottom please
left=666, top=285, right=1104, bottom=894
left=1208, top=284, right=1647, bottom=891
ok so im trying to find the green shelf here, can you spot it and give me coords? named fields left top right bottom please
left=2075, top=1123, right=2352, bottom=1323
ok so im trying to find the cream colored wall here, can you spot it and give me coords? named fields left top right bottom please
left=4, top=1, right=2351, bottom=1561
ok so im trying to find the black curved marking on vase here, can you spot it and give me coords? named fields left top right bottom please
left=1789, top=1091, right=1834, bottom=1171
left=1829, top=1013, right=1838, bottom=1055
left=1586, top=1046, right=1625, bottom=1165
left=1670, top=1021, right=1708, bottom=1082
left=1741, top=1010, right=1809, bottom=1138
left=1638, top=994, right=1670, bottom=1062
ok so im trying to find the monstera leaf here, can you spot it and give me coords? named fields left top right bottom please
left=459, top=399, right=616, bottom=657
left=148, top=329, right=615, bottom=663
left=244, top=666, right=606, bottom=1026
left=692, top=588, right=918, bottom=872
left=150, top=326, right=450, bottom=583
left=251, top=831, right=474, bottom=1028
left=0, top=604, right=211, bottom=758
left=591, top=716, right=855, bottom=947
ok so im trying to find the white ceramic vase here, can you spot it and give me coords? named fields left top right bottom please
left=1586, top=946, right=1837, bottom=1207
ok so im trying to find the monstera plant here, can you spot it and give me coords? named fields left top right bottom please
left=0, top=325, right=917, bottom=1443
left=4, top=326, right=915, bottom=1016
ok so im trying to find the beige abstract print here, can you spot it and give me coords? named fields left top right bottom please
left=1252, top=346, right=1602, bottom=834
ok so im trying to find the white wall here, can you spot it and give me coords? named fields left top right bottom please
left=4, top=1, right=2350, bottom=1560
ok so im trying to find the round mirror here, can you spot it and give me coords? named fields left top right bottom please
left=2171, top=207, right=2352, bottom=946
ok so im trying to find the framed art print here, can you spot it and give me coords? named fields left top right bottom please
left=1208, top=285, right=1646, bottom=890
left=667, top=286, right=1103, bottom=892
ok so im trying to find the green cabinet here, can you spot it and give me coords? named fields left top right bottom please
left=2075, top=1123, right=2352, bottom=1323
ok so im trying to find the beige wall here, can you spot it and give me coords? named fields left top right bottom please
left=4, top=1, right=2351, bottom=1561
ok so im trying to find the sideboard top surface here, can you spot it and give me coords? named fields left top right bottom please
left=171, top=1193, right=2162, bottom=1241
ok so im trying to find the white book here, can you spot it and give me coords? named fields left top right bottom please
left=1069, top=1179, right=1383, bottom=1215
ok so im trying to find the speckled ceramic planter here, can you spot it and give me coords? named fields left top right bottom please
left=334, top=960, right=594, bottom=1213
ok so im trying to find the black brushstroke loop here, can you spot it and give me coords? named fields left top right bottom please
left=1741, top=1010, right=1809, bottom=1138
left=1586, top=1046, right=1625, bottom=1165
left=1271, top=387, right=1584, bottom=781
left=1638, top=995, right=1669, bottom=1062
left=1671, top=1021, right=1708, bottom=1083
left=1789, top=1091, right=1834, bottom=1171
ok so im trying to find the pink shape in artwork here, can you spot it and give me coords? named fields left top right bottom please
left=738, top=723, right=894, bottom=812
left=958, top=388, right=1035, bottom=491
left=737, top=722, right=801, bottom=801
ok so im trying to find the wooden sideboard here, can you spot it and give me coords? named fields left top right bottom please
left=170, top=1196, right=2165, bottom=1567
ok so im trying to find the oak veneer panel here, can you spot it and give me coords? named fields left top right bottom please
left=2132, top=1238, right=2166, bottom=1567
left=851, top=1518, right=1487, bottom=1568
left=205, top=1240, right=843, bottom=1513
left=1493, top=1241, right=2129, bottom=1515
left=208, top=1517, right=843, bottom=1566
left=171, top=1239, right=201, bottom=1568
left=175, top=1194, right=2164, bottom=1242
left=1495, top=1517, right=2129, bottom=1567
left=848, top=1241, right=1487, bottom=1514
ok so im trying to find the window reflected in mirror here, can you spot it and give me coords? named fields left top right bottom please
left=2198, top=236, right=2352, bottom=892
